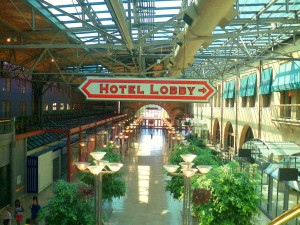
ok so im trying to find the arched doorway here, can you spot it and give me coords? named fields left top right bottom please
left=212, top=119, right=220, bottom=145
left=224, top=121, right=234, bottom=152
left=135, top=104, right=170, bottom=128
left=239, top=125, right=254, bottom=148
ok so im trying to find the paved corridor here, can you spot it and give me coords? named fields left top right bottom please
left=107, top=128, right=271, bottom=225
left=1, top=128, right=271, bottom=225
left=108, top=128, right=183, bottom=225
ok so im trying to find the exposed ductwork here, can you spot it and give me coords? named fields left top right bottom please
left=167, top=0, right=237, bottom=78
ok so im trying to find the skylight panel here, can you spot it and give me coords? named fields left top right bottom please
left=100, top=20, right=115, bottom=26
left=76, top=33, right=98, bottom=38
left=60, top=7, right=81, bottom=14
left=155, top=1, right=181, bottom=8
left=57, top=16, right=74, bottom=22
left=45, top=0, right=74, bottom=4
left=64, top=23, right=82, bottom=28
left=92, top=4, right=109, bottom=12
left=96, top=12, right=113, bottom=20
left=48, top=8, right=62, bottom=15
left=154, top=17, right=175, bottom=22
left=155, top=9, right=178, bottom=16
left=81, top=37, right=95, bottom=42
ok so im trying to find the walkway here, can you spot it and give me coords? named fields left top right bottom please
left=1, top=128, right=271, bottom=225
left=108, top=128, right=183, bottom=225
left=108, top=128, right=271, bottom=225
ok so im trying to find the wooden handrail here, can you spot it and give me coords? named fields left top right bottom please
left=268, top=203, right=300, bottom=225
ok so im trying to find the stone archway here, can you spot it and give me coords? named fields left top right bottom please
left=239, top=125, right=254, bottom=148
left=121, top=101, right=186, bottom=125
left=212, top=118, right=220, bottom=145
left=224, top=121, right=234, bottom=152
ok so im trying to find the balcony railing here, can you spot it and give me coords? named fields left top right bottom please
left=0, top=118, right=14, bottom=134
left=270, top=104, right=300, bottom=124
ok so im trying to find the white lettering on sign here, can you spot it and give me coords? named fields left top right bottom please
left=79, top=78, right=216, bottom=102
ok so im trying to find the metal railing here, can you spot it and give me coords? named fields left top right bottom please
left=268, top=203, right=300, bottom=225
left=270, top=104, right=300, bottom=123
left=0, top=118, right=14, bottom=134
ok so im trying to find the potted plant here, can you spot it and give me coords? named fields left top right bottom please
left=38, top=180, right=94, bottom=225
left=77, top=145, right=126, bottom=220
left=192, top=162, right=261, bottom=225
left=165, top=142, right=220, bottom=200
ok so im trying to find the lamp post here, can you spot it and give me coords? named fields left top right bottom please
left=75, top=152, right=123, bottom=225
left=164, top=154, right=212, bottom=225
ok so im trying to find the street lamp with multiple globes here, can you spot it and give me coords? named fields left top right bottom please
left=75, top=151, right=123, bottom=225
left=164, top=153, right=212, bottom=225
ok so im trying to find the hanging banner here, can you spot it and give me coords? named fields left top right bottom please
left=79, top=77, right=216, bottom=102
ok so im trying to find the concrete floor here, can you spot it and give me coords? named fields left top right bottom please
left=1, top=128, right=271, bottom=225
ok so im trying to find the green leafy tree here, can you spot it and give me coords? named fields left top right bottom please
left=38, top=180, right=94, bottom=225
left=165, top=142, right=220, bottom=199
left=185, top=136, right=206, bottom=148
left=78, top=145, right=126, bottom=200
left=192, top=162, right=261, bottom=225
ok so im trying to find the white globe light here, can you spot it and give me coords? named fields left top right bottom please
left=163, top=165, right=180, bottom=173
left=197, top=165, right=212, bottom=174
left=90, top=152, right=106, bottom=160
left=75, top=162, right=90, bottom=171
left=107, top=163, right=123, bottom=172
left=88, top=166, right=103, bottom=175
left=182, top=168, right=197, bottom=177
left=180, top=154, right=197, bottom=163
left=97, top=160, right=109, bottom=168
left=179, top=162, right=194, bottom=169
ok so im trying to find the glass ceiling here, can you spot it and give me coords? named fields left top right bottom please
left=26, top=0, right=300, bottom=79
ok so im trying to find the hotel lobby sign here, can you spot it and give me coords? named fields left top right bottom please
left=79, top=78, right=216, bottom=102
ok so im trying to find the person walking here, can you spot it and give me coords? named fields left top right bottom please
left=2, top=206, right=12, bottom=225
left=30, top=196, right=41, bottom=225
left=14, top=199, right=24, bottom=225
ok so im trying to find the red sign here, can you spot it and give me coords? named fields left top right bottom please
left=79, top=78, right=216, bottom=102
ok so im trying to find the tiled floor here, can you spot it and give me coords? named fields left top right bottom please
left=108, top=129, right=183, bottom=225
left=108, top=129, right=271, bottom=225
left=1, top=128, right=271, bottom=225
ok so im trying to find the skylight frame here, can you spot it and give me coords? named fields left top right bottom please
left=33, top=0, right=299, bottom=78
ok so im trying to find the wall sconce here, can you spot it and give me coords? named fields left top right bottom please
left=6, top=37, right=17, bottom=43
left=80, top=142, right=86, bottom=147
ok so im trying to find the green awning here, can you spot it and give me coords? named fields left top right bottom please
left=260, top=68, right=272, bottom=95
left=246, top=73, right=257, bottom=96
left=271, top=61, right=300, bottom=92
left=239, top=76, right=248, bottom=97
left=227, top=80, right=235, bottom=99
left=223, top=82, right=229, bottom=99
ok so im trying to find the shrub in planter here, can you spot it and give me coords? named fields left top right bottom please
left=192, top=162, right=261, bottom=225
left=78, top=145, right=126, bottom=201
left=38, top=180, right=94, bottom=225
left=185, top=135, right=206, bottom=148
left=165, top=143, right=220, bottom=200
